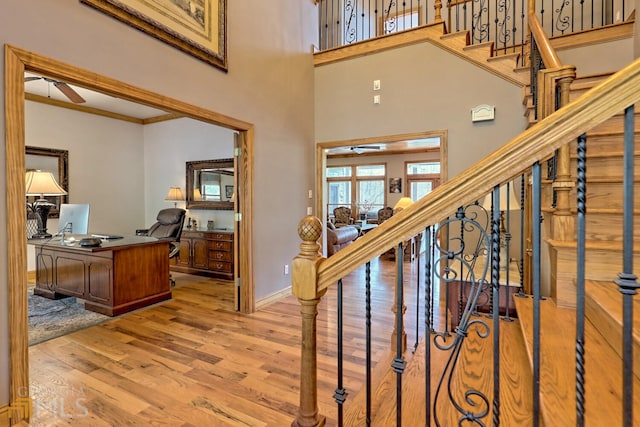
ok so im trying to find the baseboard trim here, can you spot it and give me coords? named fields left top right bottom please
left=0, top=404, right=9, bottom=427
left=256, top=286, right=292, bottom=310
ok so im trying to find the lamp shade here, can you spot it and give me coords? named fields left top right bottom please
left=25, top=170, right=67, bottom=197
left=165, top=187, right=185, bottom=202
left=193, top=188, right=202, bottom=201
left=394, top=197, right=414, bottom=211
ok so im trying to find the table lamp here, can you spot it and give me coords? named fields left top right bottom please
left=26, top=170, right=67, bottom=239
left=165, top=187, right=185, bottom=207
left=482, top=183, right=520, bottom=269
left=393, top=197, right=414, bottom=212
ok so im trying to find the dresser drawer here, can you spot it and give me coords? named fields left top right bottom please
left=210, top=240, right=232, bottom=251
left=210, top=250, right=232, bottom=262
left=209, top=261, right=232, bottom=273
left=210, top=232, right=233, bottom=241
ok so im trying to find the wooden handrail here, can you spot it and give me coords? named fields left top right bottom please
left=312, top=57, right=640, bottom=292
left=528, top=11, right=561, bottom=69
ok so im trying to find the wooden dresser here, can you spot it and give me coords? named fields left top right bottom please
left=172, top=229, right=234, bottom=280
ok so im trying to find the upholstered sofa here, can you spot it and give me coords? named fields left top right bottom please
left=326, top=222, right=359, bottom=256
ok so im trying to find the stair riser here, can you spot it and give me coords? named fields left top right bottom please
left=570, top=155, right=640, bottom=180
left=570, top=134, right=640, bottom=155
left=550, top=245, right=640, bottom=308
left=589, top=113, right=640, bottom=133
left=542, top=182, right=640, bottom=211
left=584, top=213, right=640, bottom=242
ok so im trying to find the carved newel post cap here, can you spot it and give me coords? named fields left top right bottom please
left=297, top=216, right=322, bottom=256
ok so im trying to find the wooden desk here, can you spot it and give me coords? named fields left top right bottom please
left=32, top=236, right=171, bottom=316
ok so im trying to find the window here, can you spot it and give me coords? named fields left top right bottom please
left=406, top=161, right=440, bottom=201
left=327, top=164, right=386, bottom=220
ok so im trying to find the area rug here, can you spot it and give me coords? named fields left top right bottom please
left=28, top=285, right=111, bottom=346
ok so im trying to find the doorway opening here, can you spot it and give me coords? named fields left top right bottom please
left=6, top=45, right=255, bottom=420
left=317, top=131, right=448, bottom=249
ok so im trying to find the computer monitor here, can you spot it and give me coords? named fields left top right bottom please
left=58, top=204, right=90, bottom=234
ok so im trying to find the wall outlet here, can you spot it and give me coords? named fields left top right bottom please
left=374, top=95, right=381, bottom=104
left=284, top=264, right=289, bottom=275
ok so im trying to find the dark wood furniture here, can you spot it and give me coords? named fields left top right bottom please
left=447, top=262, right=521, bottom=329
left=32, top=236, right=171, bottom=316
left=172, top=229, right=234, bottom=279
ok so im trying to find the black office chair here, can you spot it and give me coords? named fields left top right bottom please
left=137, top=208, right=186, bottom=287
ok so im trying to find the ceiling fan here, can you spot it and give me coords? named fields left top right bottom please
left=24, top=76, right=86, bottom=104
left=350, top=145, right=381, bottom=154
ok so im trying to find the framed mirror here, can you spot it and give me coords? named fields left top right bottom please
left=186, top=159, right=235, bottom=210
left=25, top=146, right=69, bottom=217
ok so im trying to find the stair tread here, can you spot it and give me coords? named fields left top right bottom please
left=585, top=279, right=640, bottom=327
left=547, top=239, right=640, bottom=251
left=584, top=280, right=640, bottom=380
left=514, top=296, right=640, bottom=426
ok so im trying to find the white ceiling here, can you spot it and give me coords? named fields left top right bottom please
left=325, top=137, right=441, bottom=157
left=24, top=72, right=169, bottom=120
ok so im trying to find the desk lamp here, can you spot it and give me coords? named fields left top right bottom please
left=165, top=187, right=185, bottom=208
left=26, top=170, right=67, bottom=239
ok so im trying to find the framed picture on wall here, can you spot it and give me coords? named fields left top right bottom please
left=225, top=185, right=234, bottom=199
left=389, top=177, right=402, bottom=193
left=80, top=0, right=228, bottom=71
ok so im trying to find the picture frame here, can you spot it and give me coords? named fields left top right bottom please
left=389, top=177, right=402, bottom=193
left=80, top=0, right=227, bottom=71
left=225, top=185, right=234, bottom=199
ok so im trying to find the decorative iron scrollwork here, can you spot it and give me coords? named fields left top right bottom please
left=431, top=206, right=492, bottom=426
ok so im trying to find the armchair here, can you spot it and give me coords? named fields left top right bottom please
left=377, top=206, right=394, bottom=224
left=333, top=206, right=353, bottom=227
left=137, top=208, right=186, bottom=286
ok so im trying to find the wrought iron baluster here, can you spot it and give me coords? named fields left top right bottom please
left=392, top=242, right=406, bottom=425
left=334, top=278, right=347, bottom=425
left=517, top=173, right=526, bottom=297
left=503, top=181, right=514, bottom=321
left=532, top=162, right=542, bottom=427
left=424, top=225, right=433, bottom=425
left=491, top=186, right=501, bottom=426
left=415, top=231, right=422, bottom=353
left=576, top=133, right=587, bottom=427
left=616, top=105, right=638, bottom=427
left=365, top=262, right=372, bottom=425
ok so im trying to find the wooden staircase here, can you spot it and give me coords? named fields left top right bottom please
left=340, top=68, right=640, bottom=427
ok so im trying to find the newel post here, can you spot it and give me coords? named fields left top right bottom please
left=292, top=216, right=327, bottom=427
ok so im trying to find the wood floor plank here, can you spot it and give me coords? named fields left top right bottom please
left=26, top=261, right=468, bottom=426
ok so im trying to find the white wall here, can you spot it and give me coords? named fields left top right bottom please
left=1, top=0, right=317, bottom=405
left=315, top=41, right=528, bottom=179
left=143, top=118, right=235, bottom=229
left=26, top=101, right=146, bottom=234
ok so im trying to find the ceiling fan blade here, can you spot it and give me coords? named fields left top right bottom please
left=352, top=145, right=381, bottom=150
left=24, top=76, right=42, bottom=82
left=54, top=82, right=86, bottom=104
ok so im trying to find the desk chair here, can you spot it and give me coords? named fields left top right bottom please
left=137, top=208, right=186, bottom=287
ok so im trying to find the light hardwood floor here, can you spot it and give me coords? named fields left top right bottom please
left=26, top=257, right=430, bottom=426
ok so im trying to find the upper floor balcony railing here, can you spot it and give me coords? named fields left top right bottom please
left=316, top=0, right=634, bottom=58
